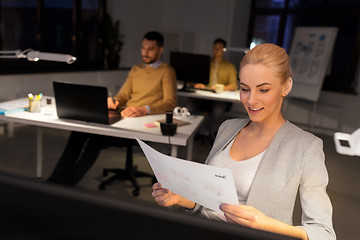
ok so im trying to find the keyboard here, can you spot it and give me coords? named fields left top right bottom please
left=193, top=88, right=216, bottom=93
left=179, top=87, right=216, bottom=93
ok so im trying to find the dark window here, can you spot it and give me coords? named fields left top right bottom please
left=251, top=14, right=281, bottom=47
left=0, top=0, right=38, bottom=50
left=0, top=0, right=105, bottom=74
left=248, top=0, right=360, bottom=94
left=42, top=0, right=74, bottom=54
left=255, top=0, right=285, bottom=8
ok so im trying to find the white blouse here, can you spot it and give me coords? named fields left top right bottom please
left=201, top=138, right=266, bottom=221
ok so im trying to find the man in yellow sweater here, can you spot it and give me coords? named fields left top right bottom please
left=194, top=38, right=237, bottom=91
left=191, top=38, right=237, bottom=141
left=48, top=31, right=177, bottom=185
left=108, top=32, right=177, bottom=115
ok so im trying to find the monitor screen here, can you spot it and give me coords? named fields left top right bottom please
left=170, top=51, right=210, bottom=90
left=0, top=172, right=300, bottom=240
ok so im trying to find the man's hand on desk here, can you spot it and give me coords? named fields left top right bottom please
left=107, top=97, right=148, bottom=117
left=194, top=83, right=206, bottom=89
left=121, top=106, right=148, bottom=118
left=194, top=83, right=235, bottom=91
left=194, top=83, right=220, bottom=90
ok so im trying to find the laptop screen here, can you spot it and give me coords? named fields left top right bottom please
left=53, top=81, right=120, bottom=125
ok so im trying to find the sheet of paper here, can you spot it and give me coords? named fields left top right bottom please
left=0, top=98, right=29, bottom=110
left=136, top=138, right=239, bottom=213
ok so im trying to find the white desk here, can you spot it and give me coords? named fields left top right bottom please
left=0, top=98, right=204, bottom=178
left=177, top=89, right=240, bottom=103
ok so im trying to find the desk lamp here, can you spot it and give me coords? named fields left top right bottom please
left=226, top=47, right=250, bottom=54
left=0, top=49, right=76, bottom=64
left=334, top=128, right=360, bottom=156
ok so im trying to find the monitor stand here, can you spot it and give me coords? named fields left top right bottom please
left=178, top=81, right=195, bottom=92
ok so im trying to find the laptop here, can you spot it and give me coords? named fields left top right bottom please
left=53, top=81, right=122, bottom=125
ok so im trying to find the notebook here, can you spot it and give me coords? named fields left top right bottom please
left=53, top=81, right=122, bottom=125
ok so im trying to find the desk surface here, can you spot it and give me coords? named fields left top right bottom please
left=177, top=89, right=240, bottom=103
left=0, top=97, right=203, bottom=177
left=0, top=98, right=203, bottom=146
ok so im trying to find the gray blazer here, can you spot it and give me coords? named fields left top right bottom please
left=197, top=118, right=336, bottom=240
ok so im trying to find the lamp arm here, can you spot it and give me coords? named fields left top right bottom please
left=0, top=49, right=76, bottom=64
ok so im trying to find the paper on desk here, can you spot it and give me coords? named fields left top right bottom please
left=0, top=98, right=29, bottom=110
left=136, top=138, right=239, bottom=213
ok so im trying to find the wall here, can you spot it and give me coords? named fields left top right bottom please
left=0, top=70, right=128, bottom=102
left=107, top=0, right=249, bottom=66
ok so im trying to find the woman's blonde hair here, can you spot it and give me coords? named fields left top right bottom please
left=240, top=43, right=292, bottom=84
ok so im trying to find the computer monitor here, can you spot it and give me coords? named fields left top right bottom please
left=0, top=172, right=300, bottom=240
left=170, top=51, right=210, bottom=91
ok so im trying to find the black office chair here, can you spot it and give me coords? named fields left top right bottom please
left=98, top=142, right=156, bottom=196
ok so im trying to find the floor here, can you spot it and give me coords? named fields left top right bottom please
left=0, top=123, right=359, bottom=239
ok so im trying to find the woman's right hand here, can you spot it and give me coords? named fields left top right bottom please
left=152, top=183, right=179, bottom=207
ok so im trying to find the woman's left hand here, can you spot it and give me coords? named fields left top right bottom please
left=219, top=204, right=269, bottom=229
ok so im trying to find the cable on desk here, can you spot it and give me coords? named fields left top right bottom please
left=168, top=134, right=172, bottom=146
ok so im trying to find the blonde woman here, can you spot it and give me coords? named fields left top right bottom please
left=152, top=43, right=336, bottom=240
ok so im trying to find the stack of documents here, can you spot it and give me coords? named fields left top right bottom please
left=136, top=138, right=239, bottom=213
left=0, top=98, right=29, bottom=115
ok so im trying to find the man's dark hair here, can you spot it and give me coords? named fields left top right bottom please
left=143, top=31, right=164, bottom=47
left=213, top=38, right=227, bottom=48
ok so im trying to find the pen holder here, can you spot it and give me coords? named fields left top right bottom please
left=29, top=99, right=41, bottom=112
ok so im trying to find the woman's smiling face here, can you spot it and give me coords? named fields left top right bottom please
left=239, top=63, right=287, bottom=124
